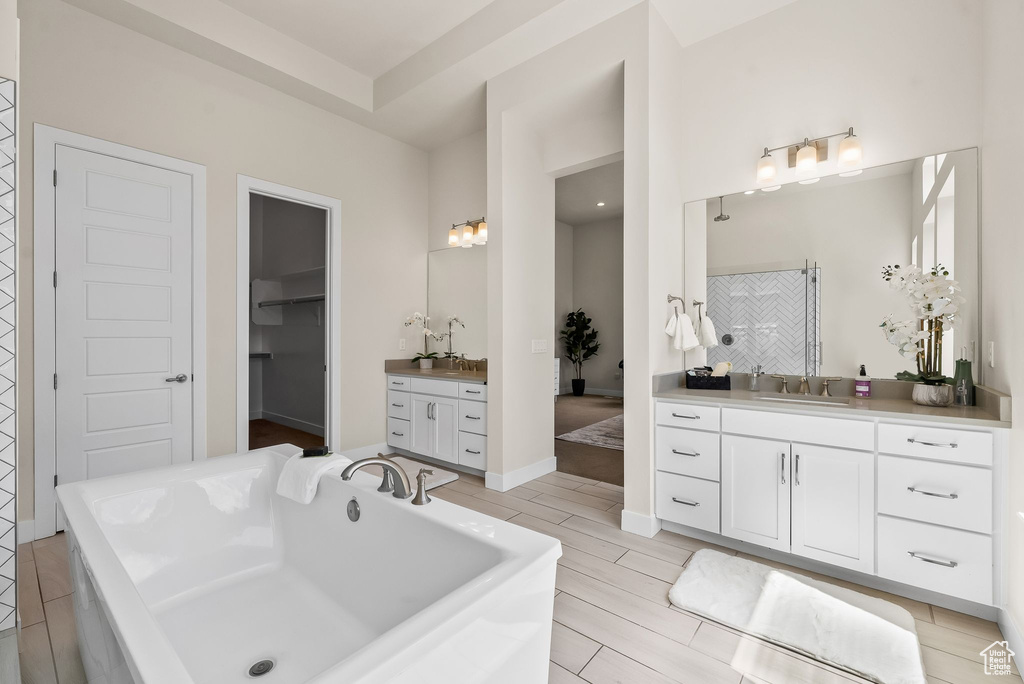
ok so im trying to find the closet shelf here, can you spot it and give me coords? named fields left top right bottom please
left=249, top=352, right=274, bottom=360
left=257, top=294, right=325, bottom=308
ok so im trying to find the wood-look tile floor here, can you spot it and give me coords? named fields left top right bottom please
left=17, top=469, right=1020, bottom=684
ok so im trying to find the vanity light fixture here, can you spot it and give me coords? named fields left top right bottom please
left=798, top=178, right=820, bottom=185
left=756, top=126, right=863, bottom=183
left=839, top=169, right=863, bottom=177
left=744, top=190, right=756, bottom=195
left=597, top=202, right=605, bottom=207
left=761, top=185, right=782, bottom=192
left=449, top=217, right=487, bottom=248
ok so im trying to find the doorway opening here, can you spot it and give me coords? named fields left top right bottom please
left=553, top=160, right=624, bottom=486
left=236, top=176, right=342, bottom=454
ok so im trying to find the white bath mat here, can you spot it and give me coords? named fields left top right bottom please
left=669, top=549, right=926, bottom=684
left=556, top=414, right=624, bottom=451
left=365, top=455, right=459, bottom=490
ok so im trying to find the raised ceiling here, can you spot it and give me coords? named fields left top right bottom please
left=217, top=0, right=498, bottom=79
left=556, top=161, right=624, bottom=226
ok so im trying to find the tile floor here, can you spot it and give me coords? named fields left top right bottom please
left=17, top=468, right=1021, bottom=684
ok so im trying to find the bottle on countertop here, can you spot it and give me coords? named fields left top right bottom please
left=855, top=364, right=871, bottom=398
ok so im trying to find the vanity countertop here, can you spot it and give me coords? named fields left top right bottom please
left=653, top=386, right=1010, bottom=429
left=386, top=367, right=487, bottom=384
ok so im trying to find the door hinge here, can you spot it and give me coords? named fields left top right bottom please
left=54, top=475, right=58, bottom=487
left=53, top=170, right=57, bottom=187
left=53, top=271, right=57, bottom=288
left=53, top=373, right=57, bottom=390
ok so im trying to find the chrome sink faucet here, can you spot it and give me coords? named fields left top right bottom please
left=341, top=455, right=412, bottom=499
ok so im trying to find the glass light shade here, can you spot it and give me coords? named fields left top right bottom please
left=798, top=178, right=820, bottom=185
left=756, top=154, right=777, bottom=183
left=795, top=143, right=818, bottom=174
left=462, top=223, right=474, bottom=242
left=476, top=221, right=488, bottom=242
left=838, top=134, right=863, bottom=168
left=448, top=227, right=459, bottom=246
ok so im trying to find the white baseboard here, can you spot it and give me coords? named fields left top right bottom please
left=620, top=510, right=661, bottom=538
left=260, top=411, right=325, bottom=437
left=17, top=520, right=35, bottom=543
left=999, top=608, right=1024, bottom=663
left=486, top=457, right=557, bottom=492
left=337, top=442, right=389, bottom=461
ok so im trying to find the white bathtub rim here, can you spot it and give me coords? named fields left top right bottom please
left=57, top=446, right=562, bottom=684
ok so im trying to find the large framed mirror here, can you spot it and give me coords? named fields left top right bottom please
left=687, top=148, right=979, bottom=382
left=427, top=246, right=487, bottom=359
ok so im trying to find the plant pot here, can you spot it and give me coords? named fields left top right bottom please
left=571, top=379, right=586, bottom=397
left=912, top=382, right=953, bottom=407
left=419, top=359, right=433, bottom=369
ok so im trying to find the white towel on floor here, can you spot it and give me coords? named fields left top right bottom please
left=697, top=306, right=718, bottom=349
left=276, top=452, right=350, bottom=504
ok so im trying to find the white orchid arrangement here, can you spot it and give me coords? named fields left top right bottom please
left=434, top=315, right=465, bottom=359
left=404, top=312, right=444, bottom=360
left=880, top=264, right=964, bottom=384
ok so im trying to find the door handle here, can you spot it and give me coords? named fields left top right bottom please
left=428, top=402, right=434, bottom=420
left=165, top=374, right=188, bottom=383
left=795, top=454, right=800, bottom=486
left=464, top=415, right=481, bottom=420
left=671, top=497, right=700, bottom=507
left=465, top=449, right=481, bottom=455
left=780, top=453, right=786, bottom=485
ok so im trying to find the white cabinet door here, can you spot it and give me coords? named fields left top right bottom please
left=431, top=396, right=460, bottom=464
left=791, top=444, right=874, bottom=573
left=722, top=435, right=791, bottom=552
left=409, top=395, right=433, bottom=457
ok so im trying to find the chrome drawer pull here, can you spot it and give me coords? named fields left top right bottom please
left=391, top=381, right=404, bottom=385
left=671, top=412, right=699, bottom=420
left=672, top=497, right=700, bottom=507
left=465, top=415, right=481, bottom=420
left=780, top=453, right=786, bottom=485
left=907, top=551, right=958, bottom=568
left=671, top=449, right=700, bottom=457
left=391, top=431, right=404, bottom=437
left=391, top=403, right=404, bottom=408
left=907, top=486, right=958, bottom=500
left=465, top=389, right=481, bottom=394
left=907, top=438, right=957, bottom=449
left=465, top=449, right=481, bottom=455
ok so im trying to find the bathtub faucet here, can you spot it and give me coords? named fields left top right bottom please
left=340, top=456, right=412, bottom=499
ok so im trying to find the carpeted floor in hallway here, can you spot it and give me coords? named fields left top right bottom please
left=555, top=394, right=624, bottom=486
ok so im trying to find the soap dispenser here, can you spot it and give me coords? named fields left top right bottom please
left=855, top=365, right=871, bottom=398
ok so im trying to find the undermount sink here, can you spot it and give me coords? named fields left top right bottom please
left=754, top=395, right=851, bottom=406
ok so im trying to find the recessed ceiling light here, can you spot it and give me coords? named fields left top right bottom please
left=839, top=169, right=863, bottom=177
left=744, top=190, right=755, bottom=195
left=798, top=178, right=820, bottom=185
left=597, top=202, right=605, bottom=207
left=761, top=185, right=782, bottom=192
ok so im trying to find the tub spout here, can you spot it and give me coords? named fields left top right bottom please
left=341, top=456, right=412, bottom=499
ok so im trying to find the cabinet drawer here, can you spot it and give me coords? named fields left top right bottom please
left=878, top=423, right=993, bottom=466
left=386, top=375, right=411, bottom=391
left=878, top=455, right=992, bottom=533
left=459, top=432, right=487, bottom=470
left=877, top=516, right=992, bottom=604
left=723, top=408, right=873, bottom=452
left=459, top=400, right=487, bottom=435
left=387, top=390, right=410, bottom=420
left=386, top=418, right=410, bottom=450
left=411, top=377, right=460, bottom=398
left=655, top=402, right=720, bottom=432
left=459, top=383, right=487, bottom=401
left=656, top=427, right=720, bottom=481
left=656, top=471, right=720, bottom=533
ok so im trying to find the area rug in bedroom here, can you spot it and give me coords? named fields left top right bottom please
left=669, top=549, right=927, bottom=684
left=555, top=414, right=624, bottom=451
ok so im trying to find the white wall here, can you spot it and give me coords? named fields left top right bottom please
left=980, top=0, right=1024, bottom=647
left=570, top=217, right=623, bottom=393
left=706, top=173, right=916, bottom=379
left=17, top=0, right=428, bottom=520
left=554, top=220, right=575, bottom=392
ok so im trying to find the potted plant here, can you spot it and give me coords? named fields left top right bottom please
left=560, top=309, right=600, bottom=396
left=879, top=264, right=963, bottom=406
left=412, top=351, right=440, bottom=369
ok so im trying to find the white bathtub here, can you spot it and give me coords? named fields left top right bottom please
left=56, top=445, right=561, bottom=684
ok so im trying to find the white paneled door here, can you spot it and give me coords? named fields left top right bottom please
left=721, top=434, right=791, bottom=552
left=54, top=145, right=194, bottom=492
